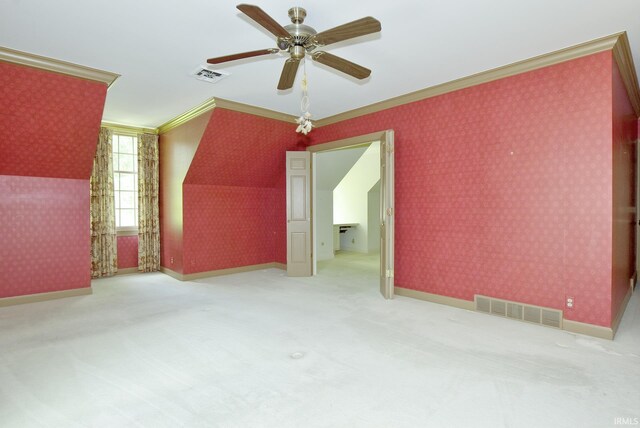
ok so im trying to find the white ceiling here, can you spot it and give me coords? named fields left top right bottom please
left=1, top=0, right=639, bottom=128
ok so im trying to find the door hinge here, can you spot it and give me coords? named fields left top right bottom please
left=386, top=207, right=394, bottom=216
left=386, top=269, right=394, bottom=278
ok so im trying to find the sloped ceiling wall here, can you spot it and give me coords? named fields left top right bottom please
left=316, top=146, right=367, bottom=191
left=184, top=108, right=306, bottom=187
left=0, top=61, right=107, bottom=298
left=180, top=108, right=304, bottom=274
left=0, top=62, right=106, bottom=179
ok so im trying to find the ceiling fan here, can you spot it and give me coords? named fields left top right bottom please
left=207, top=4, right=381, bottom=90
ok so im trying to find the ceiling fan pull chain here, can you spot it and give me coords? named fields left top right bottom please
left=301, top=58, right=310, bottom=112
left=301, top=95, right=310, bottom=113
left=301, top=58, right=308, bottom=92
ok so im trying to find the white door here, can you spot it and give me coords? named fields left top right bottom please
left=286, top=151, right=312, bottom=277
left=380, top=131, right=395, bottom=298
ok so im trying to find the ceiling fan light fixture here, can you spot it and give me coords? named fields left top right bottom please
left=290, top=45, right=306, bottom=60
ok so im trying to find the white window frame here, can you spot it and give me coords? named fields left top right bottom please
left=112, top=133, right=139, bottom=236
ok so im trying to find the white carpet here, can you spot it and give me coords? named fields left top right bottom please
left=1, top=252, right=639, bottom=428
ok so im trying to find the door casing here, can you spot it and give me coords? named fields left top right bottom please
left=635, top=139, right=639, bottom=289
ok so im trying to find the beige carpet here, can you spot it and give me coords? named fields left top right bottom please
left=1, top=253, right=639, bottom=427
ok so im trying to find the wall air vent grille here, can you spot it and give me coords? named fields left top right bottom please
left=474, top=295, right=563, bottom=329
left=192, top=66, right=229, bottom=83
left=541, top=309, right=562, bottom=328
left=476, top=296, right=491, bottom=313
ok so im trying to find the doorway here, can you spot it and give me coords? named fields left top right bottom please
left=313, top=142, right=380, bottom=284
left=307, top=130, right=394, bottom=299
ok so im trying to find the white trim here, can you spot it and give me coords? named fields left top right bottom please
left=102, top=122, right=158, bottom=135
left=395, top=287, right=475, bottom=311
left=0, top=46, right=119, bottom=87
left=116, top=267, right=139, bottom=275
left=0, top=287, right=92, bottom=307
left=117, top=228, right=138, bottom=237
left=160, top=263, right=286, bottom=281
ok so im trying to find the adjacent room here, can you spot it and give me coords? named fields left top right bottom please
left=314, top=143, right=381, bottom=280
left=1, top=1, right=640, bottom=427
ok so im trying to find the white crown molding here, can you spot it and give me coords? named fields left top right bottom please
left=316, top=32, right=637, bottom=126
left=158, top=97, right=298, bottom=135
left=0, top=46, right=119, bottom=87
left=612, top=32, right=640, bottom=116
left=102, top=121, right=158, bottom=135
left=158, top=98, right=217, bottom=134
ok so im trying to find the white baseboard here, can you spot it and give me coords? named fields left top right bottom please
left=0, top=287, right=92, bottom=307
left=395, top=285, right=633, bottom=341
left=161, top=262, right=286, bottom=281
left=116, top=267, right=139, bottom=275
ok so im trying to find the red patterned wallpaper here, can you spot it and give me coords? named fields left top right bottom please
left=184, top=108, right=306, bottom=186
left=307, top=52, right=616, bottom=326
left=0, top=62, right=107, bottom=179
left=182, top=185, right=284, bottom=273
left=117, top=236, right=139, bottom=269
left=611, top=58, right=638, bottom=323
left=179, top=108, right=300, bottom=273
left=273, top=188, right=287, bottom=265
left=0, top=176, right=91, bottom=298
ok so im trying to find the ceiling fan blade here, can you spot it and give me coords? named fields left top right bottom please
left=207, top=48, right=278, bottom=64
left=313, top=17, right=381, bottom=46
left=277, top=59, right=300, bottom=90
left=237, top=4, right=291, bottom=39
left=312, top=52, right=371, bottom=79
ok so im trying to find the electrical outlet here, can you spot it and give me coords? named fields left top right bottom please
left=170, top=257, right=174, bottom=264
left=566, top=296, right=574, bottom=309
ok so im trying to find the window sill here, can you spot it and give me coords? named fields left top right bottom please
left=117, top=229, right=138, bottom=237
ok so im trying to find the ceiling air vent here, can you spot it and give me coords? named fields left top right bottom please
left=191, top=66, right=229, bottom=83
left=474, top=295, right=563, bottom=330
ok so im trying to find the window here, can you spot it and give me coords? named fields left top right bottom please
left=112, top=134, right=138, bottom=230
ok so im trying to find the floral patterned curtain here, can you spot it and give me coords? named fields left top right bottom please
left=137, top=133, right=160, bottom=272
left=90, top=127, right=117, bottom=278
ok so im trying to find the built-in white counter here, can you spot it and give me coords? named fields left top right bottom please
left=333, top=223, right=358, bottom=252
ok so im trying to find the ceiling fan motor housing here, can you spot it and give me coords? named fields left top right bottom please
left=283, top=7, right=317, bottom=56
left=284, top=24, right=317, bottom=49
